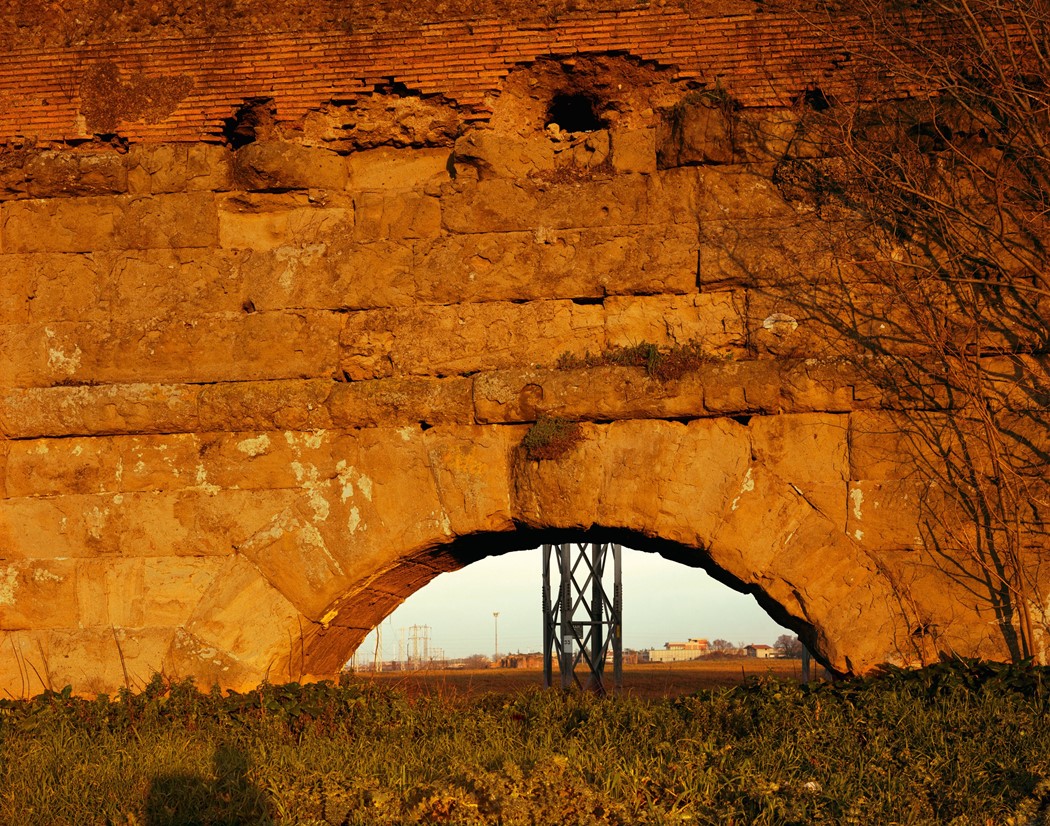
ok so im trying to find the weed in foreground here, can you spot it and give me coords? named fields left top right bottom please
left=2, top=660, right=1050, bottom=825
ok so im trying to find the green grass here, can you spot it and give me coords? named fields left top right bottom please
left=2, top=661, right=1050, bottom=825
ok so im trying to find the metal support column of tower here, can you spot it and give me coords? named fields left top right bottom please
left=541, top=542, right=623, bottom=693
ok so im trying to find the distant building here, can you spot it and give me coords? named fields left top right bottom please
left=501, top=653, right=543, bottom=669
left=746, top=644, right=777, bottom=659
left=647, top=637, right=710, bottom=663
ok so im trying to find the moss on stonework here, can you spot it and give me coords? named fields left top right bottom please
left=521, top=417, right=583, bottom=460
left=557, top=341, right=719, bottom=382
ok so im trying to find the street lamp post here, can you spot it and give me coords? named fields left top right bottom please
left=493, top=611, right=500, bottom=664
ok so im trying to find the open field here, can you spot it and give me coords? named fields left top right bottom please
left=2, top=660, right=1049, bottom=825
left=353, top=658, right=805, bottom=697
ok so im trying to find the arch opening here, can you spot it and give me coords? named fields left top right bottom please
left=327, top=527, right=818, bottom=683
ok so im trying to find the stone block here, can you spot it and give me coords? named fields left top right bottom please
left=20, top=253, right=111, bottom=323
left=114, top=434, right=199, bottom=492
left=76, top=557, right=219, bottom=629
left=413, top=222, right=697, bottom=304
left=348, top=147, right=451, bottom=191
left=848, top=411, right=918, bottom=481
left=596, top=418, right=750, bottom=546
left=731, top=108, right=825, bottom=163
left=0, top=383, right=201, bottom=438
left=353, top=190, right=441, bottom=241
left=698, top=218, right=843, bottom=290
left=705, top=357, right=876, bottom=415
left=747, top=290, right=859, bottom=359
left=198, top=380, right=334, bottom=432
left=218, top=193, right=353, bottom=252
left=708, top=462, right=832, bottom=575
left=181, top=554, right=302, bottom=676
left=780, top=359, right=875, bottom=413
left=472, top=366, right=705, bottom=423
left=441, top=169, right=698, bottom=233
left=845, top=479, right=929, bottom=549
left=0, top=255, right=32, bottom=323
left=109, top=248, right=248, bottom=318
left=658, top=97, right=735, bottom=167
left=605, top=292, right=746, bottom=352
left=236, top=240, right=414, bottom=311
left=194, top=430, right=331, bottom=491
left=234, top=519, right=352, bottom=619
left=749, top=412, right=850, bottom=524
left=610, top=128, right=657, bottom=174
left=452, top=130, right=555, bottom=179
left=328, top=377, right=473, bottom=427
left=423, top=426, right=517, bottom=536
left=22, top=151, right=128, bottom=199
left=127, top=143, right=233, bottom=194
left=696, top=164, right=798, bottom=221
left=0, top=323, right=73, bottom=386
left=2, top=311, right=343, bottom=388
left=339, top=299, right=605, bottom=380
left=232, top=141, right=348, bottom=191
left=116, top=193, right=219, bottom=249
left=749, top=412, right=850, bottom=484
left=68, top=312, right=342, bottom=385
left=1, top=196, right=122, bottom=253
left=0, top=497, right=82, bottom=559
left=0, top=627, right=175, bottom=697
left=0, top=559, right=80, bottom=629
left=512, top=422, right=604, bottom=530
left=697, top=359, right=770, bottom=414
left=5, top=437, right=123, bottom=497
left=231, top=429, right=451, bottom=617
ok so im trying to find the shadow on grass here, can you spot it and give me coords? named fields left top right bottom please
left=145, top=741, right=273, bottom=826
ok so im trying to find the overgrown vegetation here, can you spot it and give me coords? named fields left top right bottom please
left=769, top=0, right=1050, bottom=663
left=522, top=416, right=584, bottom=460
left=2, top=661, right=1050, bottom=824
left=557, top=341, right=717, bottom=382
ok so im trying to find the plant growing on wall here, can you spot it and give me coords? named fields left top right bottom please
left=521, top=417, right=584, bottom=460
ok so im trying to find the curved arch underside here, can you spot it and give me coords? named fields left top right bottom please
left=0, top=415, right=1012, bottom=695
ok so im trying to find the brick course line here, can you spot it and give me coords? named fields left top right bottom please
left=0, top=7, right=946, bottom=144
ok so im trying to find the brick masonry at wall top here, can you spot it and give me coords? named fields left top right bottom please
left=0, top=7, right=929, bottom=146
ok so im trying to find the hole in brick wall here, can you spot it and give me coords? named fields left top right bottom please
left=546, top=92, right=605, bottom=133
left=731, top=415, right=753, bottom=426
left=798, top=87, right=832, bottom=112
left=373, top=79, right=419, bottom=97
left=94, top=133, right=129, bottom=152
left=223, top=97, right=276, bottom=149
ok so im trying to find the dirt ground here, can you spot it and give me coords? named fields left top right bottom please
left=347, top=658, right=807, bottom=698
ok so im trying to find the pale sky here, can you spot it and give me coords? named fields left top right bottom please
left=350, top=546, right=790, bottom=664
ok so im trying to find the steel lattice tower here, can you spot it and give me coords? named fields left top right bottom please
left=542, top=542, right=622, bottom=693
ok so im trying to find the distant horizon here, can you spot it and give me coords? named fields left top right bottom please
left=351, top=546, right=791, bottom=665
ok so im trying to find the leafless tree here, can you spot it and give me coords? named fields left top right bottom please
left=769, top=0, right=1050, bottom=663
left=775, top=634, right=805, bottom=658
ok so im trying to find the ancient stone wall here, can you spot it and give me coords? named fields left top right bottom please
left=0, top=6, right=1046, bottom=695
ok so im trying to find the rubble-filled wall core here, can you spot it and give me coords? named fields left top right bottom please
left=0, top=3, right=1046, bottom=695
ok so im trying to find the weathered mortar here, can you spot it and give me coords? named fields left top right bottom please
left=0, top=4, right=1046, bottom=695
